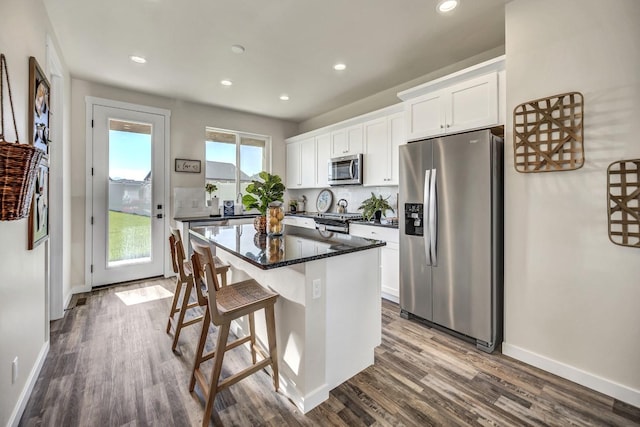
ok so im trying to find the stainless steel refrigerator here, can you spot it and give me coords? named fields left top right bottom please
left=399, top=129, right=503, bottom=353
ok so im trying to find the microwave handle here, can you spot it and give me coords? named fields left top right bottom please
left=349, top=159, right=356, bottom=179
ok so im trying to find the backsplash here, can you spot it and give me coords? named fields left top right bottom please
left=287, top=186, right=399, bottom=218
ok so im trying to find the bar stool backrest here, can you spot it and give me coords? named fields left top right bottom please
left=191, top=240, right=222, bottom=323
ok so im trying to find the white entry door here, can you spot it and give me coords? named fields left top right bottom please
left=91, top=104, right=166, bottom=286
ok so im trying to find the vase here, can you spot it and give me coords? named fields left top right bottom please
left=209, top=196, right=219, bottom=215
left=267, top=201, right=285, bottom=235
left=254, top=216, right=267, bottom=234
left=374, top=210, right=382, bottom=223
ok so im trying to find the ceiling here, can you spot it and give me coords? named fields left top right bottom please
left=43, top=0, right=509, bottom=123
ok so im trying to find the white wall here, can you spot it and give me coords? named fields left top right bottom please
left=503, top=0, right=640, bottom=406
left=69, top=79, right=298, bottom=288
left=0, top=0, right=71, bottom=424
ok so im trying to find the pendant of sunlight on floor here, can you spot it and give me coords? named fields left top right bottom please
left=115, top=285, right=173, bottom=306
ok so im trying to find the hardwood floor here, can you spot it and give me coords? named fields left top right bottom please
left=20, top=278, right=640, bottom=426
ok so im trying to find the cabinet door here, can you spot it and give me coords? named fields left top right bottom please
left=286, top=142, right=301, bottom=188
left=300, top=137, right=316, bottom=188
left=363, top=117, right=388, bottom=186
left=407, top=90, right=445, bottom=141
left=446, top=72, right=498, bottom=134
left=315, top=133, right=331, bottom=187
left=381, top=242, right=399, bottom=301
left=346, top=124, right=363, bottom=155
left=388, top=112, right=405, bottom=185
left=330, top=129, right=348, bottom=157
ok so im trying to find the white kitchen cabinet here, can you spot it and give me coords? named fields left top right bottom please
left=363, top=112, right=405, bottom=186
left=349, top=223, right=399, bottom=302
left=331, top=124, right=363, bottom=157
left=405, top=72, right=499, bottom=141
left=286, top=137, right=316, bottom=189
left=315, top=132, right=331, bottom=187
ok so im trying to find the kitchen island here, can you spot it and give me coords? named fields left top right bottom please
left=189, top=224, right=385, bottom=413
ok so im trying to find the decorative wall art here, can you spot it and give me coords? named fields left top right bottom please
left=607, top=159, right=640, bottom=248
left=513, top=92, right=584, bottom=173
left=175, top=158, right=201, bottom=173
left=28, top=157, right=49, bottom=249
left=28, top=56, right=50, bottom=156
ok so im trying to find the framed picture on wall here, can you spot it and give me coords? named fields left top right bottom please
left=28, top=157, right=49, bottom=249
left=28, top=56, right=51, bottom=156
left=175, top=158, right=201, bottom=173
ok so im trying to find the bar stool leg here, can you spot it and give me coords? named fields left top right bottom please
left=190, top=306, right=211, bottom=392
left=248, top=312, right=257, bottom=364
left=265, top=305, right=279, bottom=391
left=166, top=277, right=182, bottom=333
left=203, top=323, right=230, bottom=427
left=172, top=280, right=193, bottom=351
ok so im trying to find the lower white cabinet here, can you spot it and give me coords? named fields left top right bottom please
left=349, top=223, right=399, bottom=302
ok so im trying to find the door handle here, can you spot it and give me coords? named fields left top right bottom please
left=429, top=168, right=437, bottom=266
left=156, top=213, right=163, bottom=219
left=423, top=169, right=432, bottom=266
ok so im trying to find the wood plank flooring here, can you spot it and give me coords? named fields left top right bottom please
left=20, top=278, right=640, bottom=426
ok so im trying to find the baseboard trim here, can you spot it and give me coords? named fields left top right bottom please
left=502, top=342, right=640, bottom=407
left=8, top=340, right=50, bottom=427
left=71, top=284, right=92, bottom=294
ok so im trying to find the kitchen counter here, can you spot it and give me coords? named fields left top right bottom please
left=173, top=213, right=258, bottom=222
left=190, top=224, right=385, bottom=270
left=188, top=223, right=382, bottom=413
left=350, top=219, right=399, bottom=229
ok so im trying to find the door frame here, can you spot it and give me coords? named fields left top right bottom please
left=84, top=97, right=171, bottom=288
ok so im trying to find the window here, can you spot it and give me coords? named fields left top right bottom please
left=205, top=128, right=270, bottom=203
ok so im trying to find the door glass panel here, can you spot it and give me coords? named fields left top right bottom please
left=108, top=119, right=152, bottom=266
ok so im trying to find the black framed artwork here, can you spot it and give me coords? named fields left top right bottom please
left=28, top=56, right=50, bottom=157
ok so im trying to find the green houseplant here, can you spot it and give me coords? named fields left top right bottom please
left=358, top=192, right=395, bottom=223
left=242, top=171, right=285, bottom=233
left=205, top=183, right=218, bottom=205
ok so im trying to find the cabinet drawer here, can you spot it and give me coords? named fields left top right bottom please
left=349, top=224, right=398, bottom=243
left=283, top=216, right=316, bottom=230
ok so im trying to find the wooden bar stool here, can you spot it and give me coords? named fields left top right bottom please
left=190, top=240, right=279, bottom=427
left=166, top=227, right=229, bottom=352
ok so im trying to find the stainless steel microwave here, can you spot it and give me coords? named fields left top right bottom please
left=328, top=153, right=362, bottom=186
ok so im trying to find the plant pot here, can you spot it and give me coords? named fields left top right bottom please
left=374, top=210, right=382, bottom=223
left=254, top=216, right=267, bottom=234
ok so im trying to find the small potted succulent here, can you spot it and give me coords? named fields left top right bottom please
left=241, top=171, right=285, bottom=233
left=205, top=183, right=218, bottom=206
left=288, top=200, right=298, bottom=213
left=358, top=192, right=395, bottom=223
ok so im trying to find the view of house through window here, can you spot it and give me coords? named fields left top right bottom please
left=205, top=128, right=269, bottom=204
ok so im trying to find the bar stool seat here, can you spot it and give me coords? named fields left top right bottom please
left=190, top=239, right=279, bottom=427
left=166, top=227, right=229, bottom=352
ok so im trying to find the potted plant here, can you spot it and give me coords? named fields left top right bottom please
left=241, top=171, right=285, bottom=233
left=205, top=183, right=218, bottom=206
left=205, top=183, right=220, bottom=215
left=288, top=200, right=297, bottom=213
left=358, top=192, right=395, bottom=223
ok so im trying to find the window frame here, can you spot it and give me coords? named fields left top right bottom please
left=204, top=126, right=272, bottom=199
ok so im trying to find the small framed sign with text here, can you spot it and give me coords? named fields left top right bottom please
left=175, top=158, right=201, bottom=173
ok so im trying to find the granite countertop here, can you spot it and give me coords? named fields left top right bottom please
left=189, top=224, right=385, bottom=270
left=174, top=214, right=259, bottom=222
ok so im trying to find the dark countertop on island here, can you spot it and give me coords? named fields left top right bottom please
left=174, top=214, right=259, bottom=222
left=190, top=224, right=385, bottom=270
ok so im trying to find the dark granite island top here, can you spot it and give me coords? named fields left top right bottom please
left=190, top=224, right=385, bottom=270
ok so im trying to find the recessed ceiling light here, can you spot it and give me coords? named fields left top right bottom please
left=279, top=95, right=290, bottom=101
left=220, top=79, right=233, bottom=86
left=333, top=63, right=347, bottom=71
left=437, top=0, right=459, bottom=13
left=129, top=55, right=147, bottom=64
left=231, top=45, right=245, bottom=54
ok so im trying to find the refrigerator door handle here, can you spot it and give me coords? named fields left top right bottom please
left=429, top=168, right=438, bottom=266
left=424, top=169, right=432, bottom=266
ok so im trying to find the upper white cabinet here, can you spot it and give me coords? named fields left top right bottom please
left=315, top=133, right=331, bottom=187
left=363, top=112, right=405, bottom=186
left=286, top=137, right=316, bottom=188
left=331, top=124, right=363, bottom=157
left=399, top=56, right=505, bottom=142
left=405, top=72, right=498, bottom=141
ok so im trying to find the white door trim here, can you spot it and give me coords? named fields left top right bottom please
left=84, top=96, right=171, bottom=288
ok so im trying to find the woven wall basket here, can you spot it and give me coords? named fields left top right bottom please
left=0, top=141, right=44, bottom=220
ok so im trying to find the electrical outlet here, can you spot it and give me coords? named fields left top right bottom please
left=312, top=279, right=321, bottom=299
left=12, top=357, right=18, bottom=384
